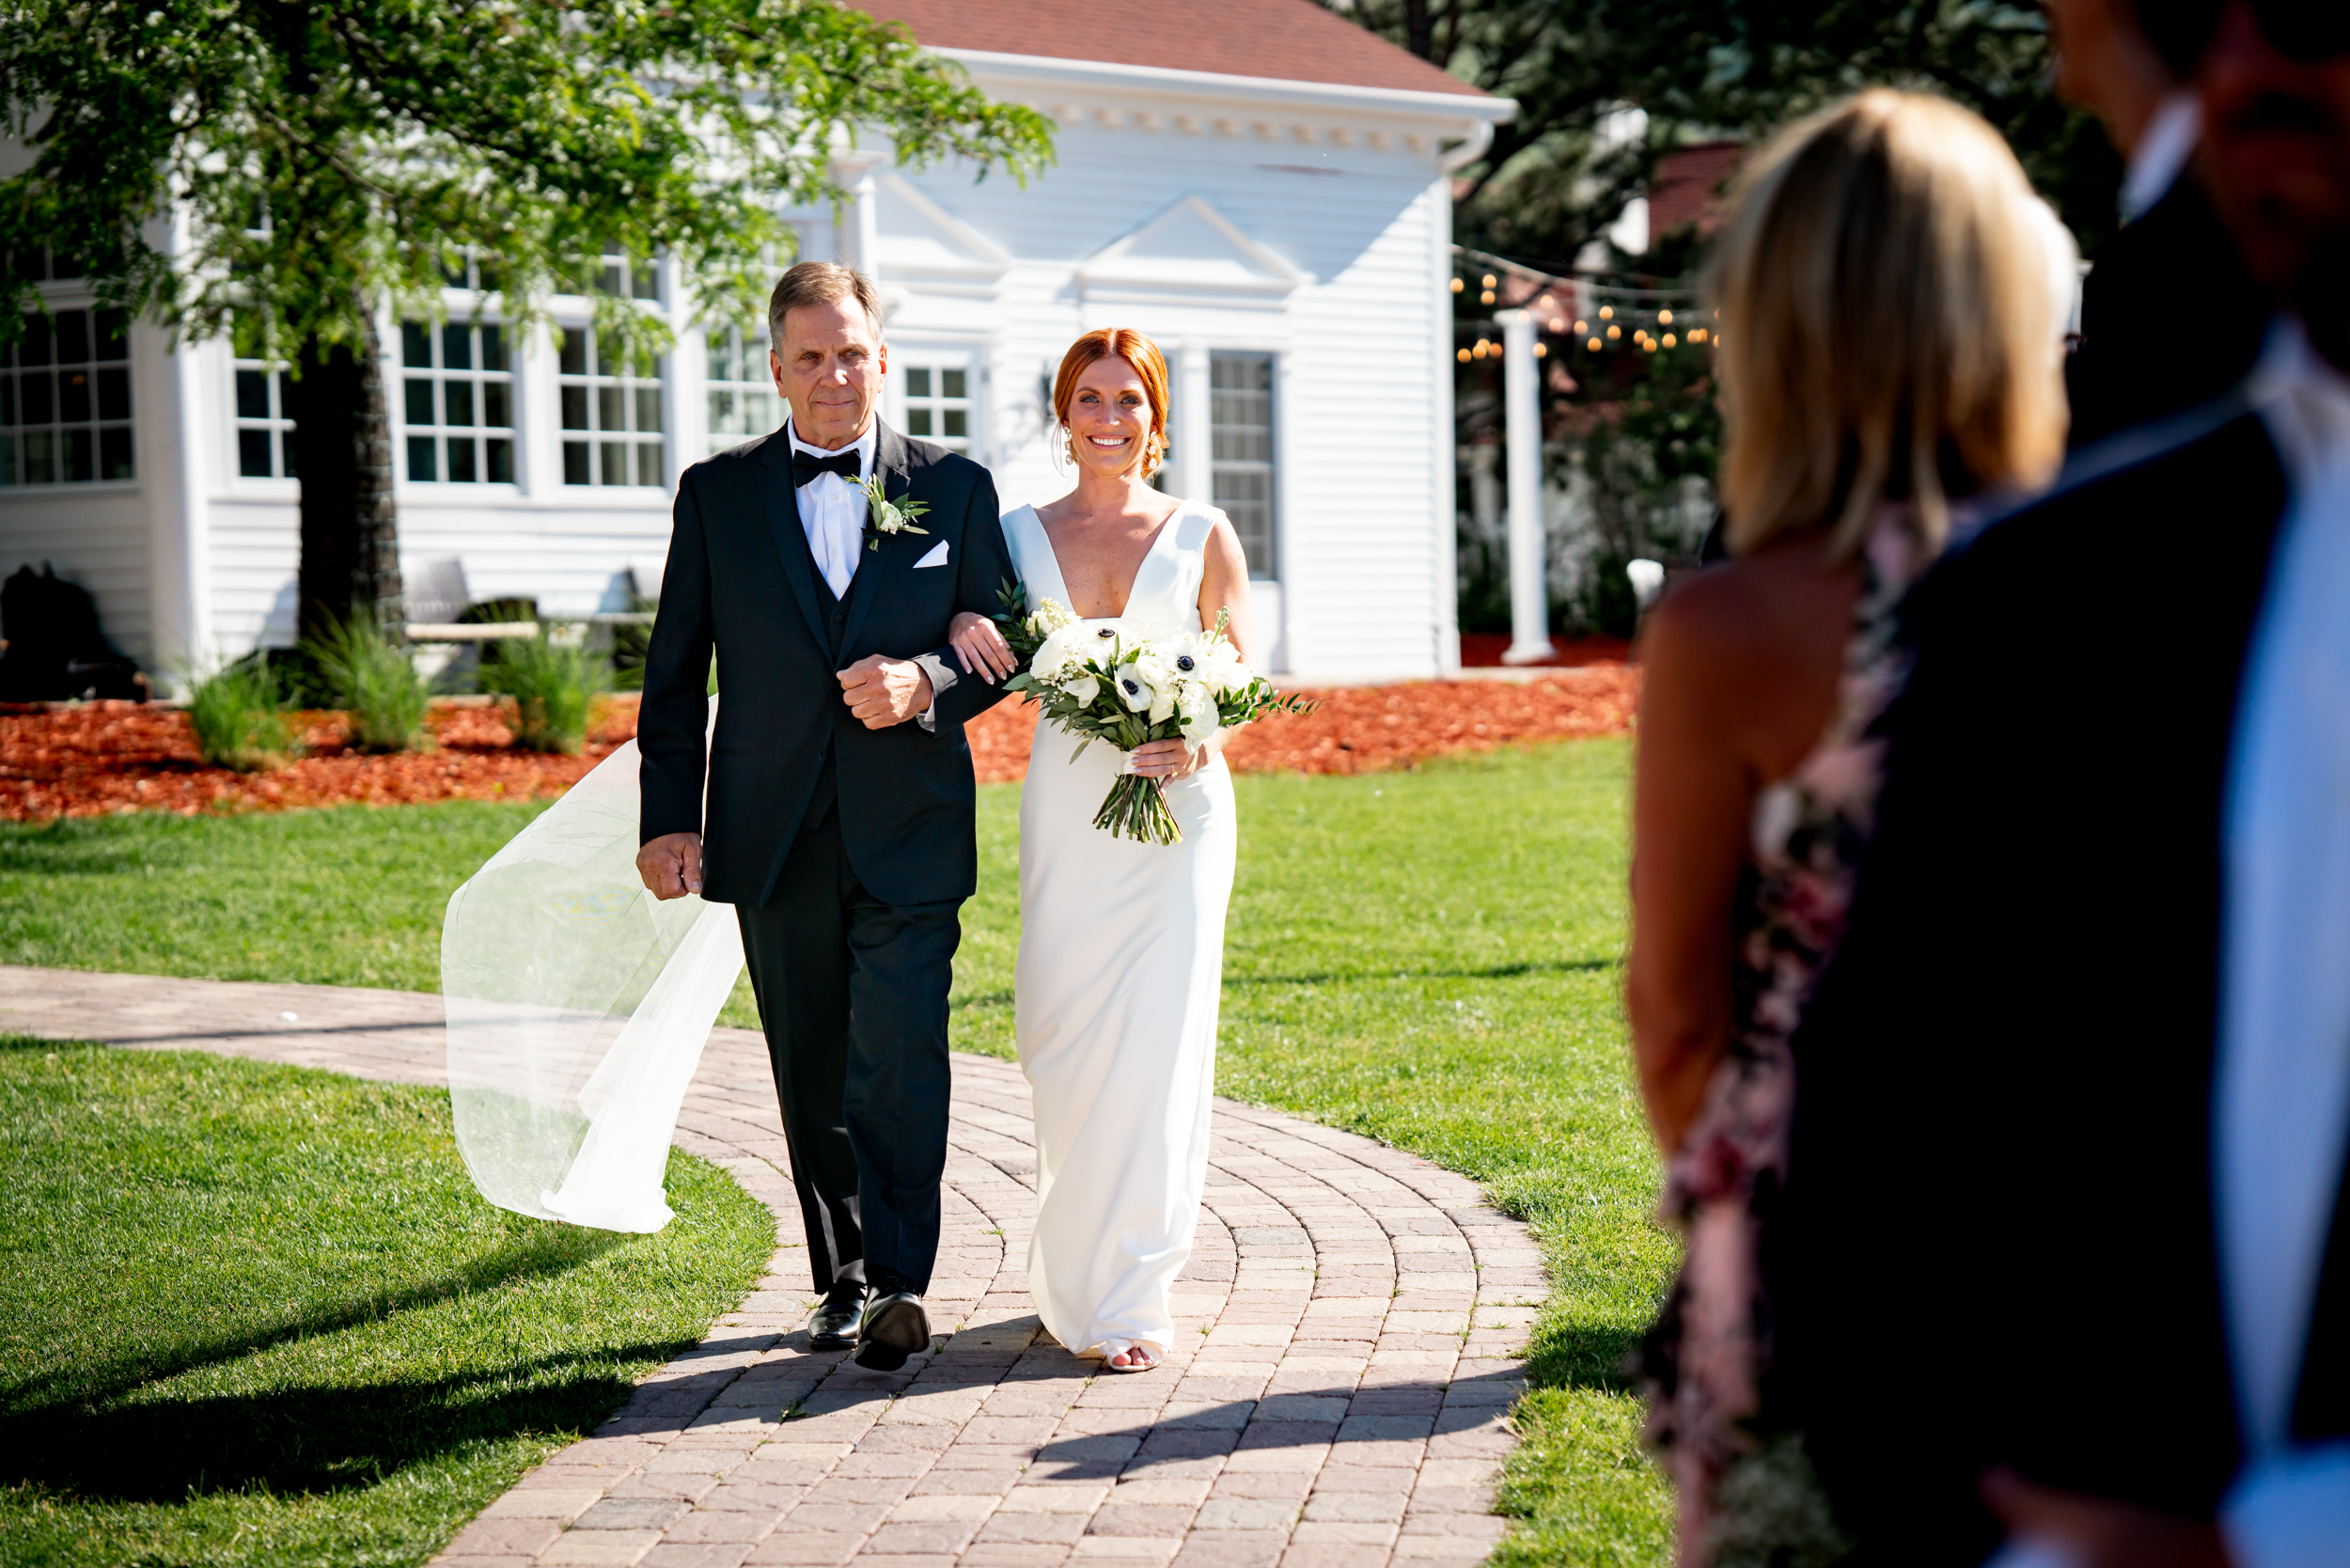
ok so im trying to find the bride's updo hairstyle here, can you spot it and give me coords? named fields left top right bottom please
left=1711, top=89, right=2067, bottom=560
left=1054, top=327, right=1171, bottom=479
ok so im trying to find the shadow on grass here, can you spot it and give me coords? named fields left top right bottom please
left=1224, top=956, right=1621, bottom=988
left=0, top=1342, right=674, bottom=1502
left=1521, top=1319, right=1645, bottom=1395
left=3, top=1225, right=626, bottom=1425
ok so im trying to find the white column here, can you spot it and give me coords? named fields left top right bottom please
left=1496, top=308, right=1553, bottom=664
left=1173, top=338, right=1212, bottom=506
left=1427, top=180, right=1463, bottom=674
left=830, top=150, right=885, bottom=279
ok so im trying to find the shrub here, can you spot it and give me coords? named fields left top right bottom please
left=185, top=662, right=300, bottom=772
left=482, top=630, right=610, bottom=754
left=307, top=616, right=431, bottom=752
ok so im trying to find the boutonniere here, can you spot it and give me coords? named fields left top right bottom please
left=857, top=473, right=931, bottom=552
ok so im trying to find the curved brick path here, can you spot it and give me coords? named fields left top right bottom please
left=0, top=964, right=1543, bottom=1568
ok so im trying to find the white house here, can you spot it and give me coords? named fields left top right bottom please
left=0, top=0, right=1508, bottom=683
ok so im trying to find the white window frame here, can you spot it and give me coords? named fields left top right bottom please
left=395, top=317, right=520, bottom=487
left=556, top=323, right=667, bottom=489
left=2, top=290, right=135, bottom=491
left=889, top=348, right=979, bottom=459
left=705, top=321, right=782, bottom=455
left=1210, top=350, right=1277, bottom=581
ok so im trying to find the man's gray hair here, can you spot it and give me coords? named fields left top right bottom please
left=767, top=261, right=885, bottom=346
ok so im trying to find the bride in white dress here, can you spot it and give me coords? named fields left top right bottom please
left=948, top=328, right=1255, bottom=1372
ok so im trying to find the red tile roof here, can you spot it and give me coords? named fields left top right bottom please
left=1650, top=142, right=1745, bottom=236
left=861, top=0, right=1489, bottom=100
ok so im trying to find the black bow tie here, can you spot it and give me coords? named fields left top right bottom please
left=792, top=447, right=863, bottom=489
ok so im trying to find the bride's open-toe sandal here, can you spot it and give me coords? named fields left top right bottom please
left=1104, top=1344, right=1160, bottom=1374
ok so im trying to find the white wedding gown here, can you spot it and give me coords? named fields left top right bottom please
left=1002, top=501, right=1239, bottom=1360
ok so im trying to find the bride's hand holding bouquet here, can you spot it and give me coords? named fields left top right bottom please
left=959, top=584, right=1313, bottom=844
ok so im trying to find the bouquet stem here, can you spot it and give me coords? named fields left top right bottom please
left=1094, top=774, right=1183, bottom=845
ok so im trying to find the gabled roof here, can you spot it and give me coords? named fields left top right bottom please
left=862, top=0, right=1488, bottom=101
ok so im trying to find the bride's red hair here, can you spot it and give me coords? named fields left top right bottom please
left=1052, top=328, right=1170, bottom=478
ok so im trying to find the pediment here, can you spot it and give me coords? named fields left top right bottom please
left=1076, top=196, right=1305, bottom=306
left=872, top=174, right=1010, bottom=282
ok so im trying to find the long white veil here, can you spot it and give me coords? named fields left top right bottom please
left=442, top=698, right=744, bottom=1232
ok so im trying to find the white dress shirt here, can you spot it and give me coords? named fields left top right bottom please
left=2218, top=322, right=2350, bottom=1566
left=2120, top=90, right=2202, bottom=227
left=782, top=413, right=953, bottom=729
left=786, top=414, right=875, bottom=601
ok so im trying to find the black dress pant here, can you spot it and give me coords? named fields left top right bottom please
left=736, top=806, right=959, bottom=1298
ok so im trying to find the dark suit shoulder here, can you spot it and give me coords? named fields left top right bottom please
left=686, top=429, right=787, bottom=483
left=897, top=434, right=989, bottom=491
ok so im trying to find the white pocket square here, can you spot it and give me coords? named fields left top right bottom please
left=912, top=541, right=949, bottom=569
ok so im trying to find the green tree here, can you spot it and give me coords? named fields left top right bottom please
left=0, top=0, right=1051, bottom=645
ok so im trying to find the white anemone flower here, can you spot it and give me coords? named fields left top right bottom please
left=1115, top=666, right=1156, bottom=713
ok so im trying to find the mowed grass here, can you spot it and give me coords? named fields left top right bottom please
left=0, top=1037, right=776, bottom=1568
left=0, top=738, right=1675, bottom=1561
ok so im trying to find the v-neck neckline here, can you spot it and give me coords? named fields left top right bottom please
left=1027, top=500, right=1186, bottom=621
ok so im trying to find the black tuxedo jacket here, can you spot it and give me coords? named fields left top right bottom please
left=1772, top=399, right=2350, bottom=1557
left=636, top=422, right=1015, bottom=909
left=2066, top=174, right=2268, bottom=449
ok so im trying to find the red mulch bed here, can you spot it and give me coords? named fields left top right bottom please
left=2, top=668, right=1639, bottom=822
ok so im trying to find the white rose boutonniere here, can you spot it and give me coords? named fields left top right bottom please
left=856, top=473, right=931, bottom=552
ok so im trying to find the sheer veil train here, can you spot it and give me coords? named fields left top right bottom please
left=442, top=696, right=742, bottom=1232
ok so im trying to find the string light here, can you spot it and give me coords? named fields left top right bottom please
left=1473, top=339, right=1491, bottom=358
left=1573, top=319, right=1587, bottom=334
left=1661, top=333, right=1677, bottom=348
left=1587, top=337, right=1602, bottom=351
left=1606, top=324, right=1621, bottom=339
left=1548, top=318, right=1566, bottom=333
left=1481, top=274, right=1496, bottom=288
left=1690, top=327, right=1708, bottom=343
left=1642, top=337, right=1656, bottom=353
left=1456, top=347, right=1471, bottom=362
left=1449, top=277, right=1465, bottom=293
left=1480, top=290, right=1496, bottom=305
left=1658, top=309, right=1673, bottom=324
left=1599, top=306, right=1614, bottom=320
left=1532, top=342, right=1546, bottom=358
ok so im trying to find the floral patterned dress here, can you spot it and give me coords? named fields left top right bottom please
left=1640, top=510, right=1929, bottom=1568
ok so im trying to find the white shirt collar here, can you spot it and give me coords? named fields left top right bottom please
left=2249, top=319, right=2350, bottom=488
left=783, top=412, right=877, bottom=481
left=2121, top=91, right=2201, bottom=227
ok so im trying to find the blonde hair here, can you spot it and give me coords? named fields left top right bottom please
left=1054, top=328, right=1170, bottom=479
left=1711, top=89, right=2068, bottom=558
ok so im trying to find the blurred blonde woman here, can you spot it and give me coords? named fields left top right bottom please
left=1626, top=90, right=2069, bottom=1564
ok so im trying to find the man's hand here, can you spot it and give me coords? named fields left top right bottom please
left=1982, top=1468, right=2232, bottom=1568
left=838, top=655, right=932, bottom=729
left=637, top=832, right=704, bottom=901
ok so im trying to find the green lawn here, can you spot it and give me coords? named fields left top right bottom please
left=0, top=1037, right=775, bottom=1567
left=0, top=738, right=1675, bottom=1561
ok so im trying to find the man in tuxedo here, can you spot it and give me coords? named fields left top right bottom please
left=2053, top=0, right=2270, bottom=447
left=1770, top=3, right=2350, bottom=1562
left=635, top=261, right=1014, bottom=1371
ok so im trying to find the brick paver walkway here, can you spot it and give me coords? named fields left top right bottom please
left=0, top=964, right=1543, bottom=1568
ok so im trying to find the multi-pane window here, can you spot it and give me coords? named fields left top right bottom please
left=901, top=364, right=972, bottom=452
left=1211, top=353, right=1276, bottom=578
left=1, top=308, right=133, bottom=487
left=559, top=329, right=665, bottom=487
left=706, top=324, right=781, bottom=454
left=233, top=358, right=296, bottom=478
left=562, top=253, right=661, bottom=304
left=401, top=321, right=515, bottom=484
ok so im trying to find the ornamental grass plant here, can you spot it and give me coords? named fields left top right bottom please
left=481, top=630, right=610, bottom=755
left=306, top=616, right=431, bottom=753
left=184, top=661, right=300, bottom=772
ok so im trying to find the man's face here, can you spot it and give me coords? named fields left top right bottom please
left=771, top=295, right=886, bottom=451
left=2199, top=2, right=2350, bottom=357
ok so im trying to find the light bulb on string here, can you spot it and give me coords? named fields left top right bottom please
left=1606, top=324, right=1621, bottom=339
left=1480, top=290, right=1496, bottom=306
left=1587, top=337, right=1603, bottom=351
left=1642, top=337, right=1656, bottom=353
left=1456, top=347, right=1471, bottom=362
left=1690, top=327, right=1707, bottom=343
left=1661, top=334, right=1677, bottom=348
left=1599, top=306, right=1614, bottom=320
left=1574, top=319, right=1587, bottom=334
left=1659, top=309, right=1673, bottom=324
left=1532, top=342, right=1546, bottom=358
left=1481, top=274, right=1496, bottom=289
left=1449, top=277, right=1465, bottom=293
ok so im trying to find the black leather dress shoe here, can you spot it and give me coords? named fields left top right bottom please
left=851, top=1291, right=931, bottom=1371
left=807, top=1286, right=866, bottom=1351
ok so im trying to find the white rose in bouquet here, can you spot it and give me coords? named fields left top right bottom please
left=1063, top=671, right=1101, bottom=707
left=1031, top=623, right=1089, bottom=682
left=1177, top=681, right=1217, bottom=745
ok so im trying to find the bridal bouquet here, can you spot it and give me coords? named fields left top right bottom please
left=993, top=581, right=1316, bottom=844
